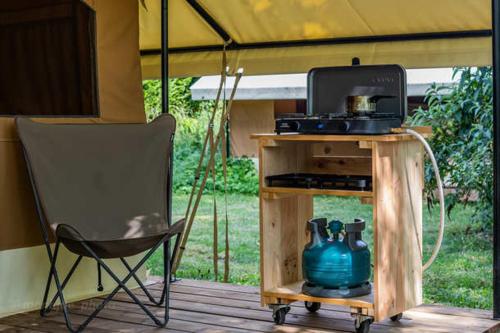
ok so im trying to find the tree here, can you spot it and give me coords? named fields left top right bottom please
left=409, top=67, right=493, bottom=229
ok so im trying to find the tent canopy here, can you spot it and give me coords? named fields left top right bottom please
left=139, top=0, right=493, bottom=78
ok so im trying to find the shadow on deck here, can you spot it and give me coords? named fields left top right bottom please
left=0, top=279, right=499, bottom=332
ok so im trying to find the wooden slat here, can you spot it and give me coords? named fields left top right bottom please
left=88, top=298, right=348, bottom=333
left=0, top=324, right=41, bottom=332
left=307, top=142, right=372, bottom=176
left=414, top=304, right=494, bottom=320
left=263, top=280, right=373, bottom=309
left=71, top=300, right=253, bottom=333
left=0, top=311, right=173, bottom=333
left=392, top=126, right=433, bottom=135
left=306, top=156, right=372, bottom=176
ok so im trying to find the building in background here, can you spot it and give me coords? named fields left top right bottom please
left=190, top=68, right=456, bottom=158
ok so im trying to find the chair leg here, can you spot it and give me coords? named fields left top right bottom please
left=57, top=240, right=165, bottom=332
left=44, top=256, right=82, bottom=314
left=164, top=240, right=171, bottom=324
left=46, top=240, right=78, bottom=332
left=40, top=257, right=54, bottom=317
left=122, top=238, right=173, bottom=323
left=120, top=258, right=164, bottom=305
left=97, top=262, right=104, bottom=292
left=158, top=233, right=180, bottom=303
left=78, top=235, right=172, bottom=328
left=39, top=233, right=180, bottom=331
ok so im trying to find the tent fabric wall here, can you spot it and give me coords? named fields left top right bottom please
left=0, top=0, right=146, bottom=252
left=139, top=0, right=493, bottom=78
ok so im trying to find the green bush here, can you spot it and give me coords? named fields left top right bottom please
left=143, top=79, right=259, bottom=195
left=409, top=67, right=493, bottom=229
left=174, top=158, right=258, bottom=195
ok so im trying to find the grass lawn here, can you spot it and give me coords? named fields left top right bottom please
left=147, top=193, right=492, bottom=310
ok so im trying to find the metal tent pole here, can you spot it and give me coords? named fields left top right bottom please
left=161, top=0, right=168, bottom=115
left=161, top=0, right=174, bottom=284
left=493, top=0, right=500, bottom=320
left=161, top=0, right=171, bottom=223
left=140, top=29, right=492, bottom=55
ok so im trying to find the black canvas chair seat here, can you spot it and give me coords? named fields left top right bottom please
left=57, top=218, right=184, bottom=258
left=16, top=114, right=183, bottom=332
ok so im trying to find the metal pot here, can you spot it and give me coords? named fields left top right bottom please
left=347, top=95, right=376, bottom=114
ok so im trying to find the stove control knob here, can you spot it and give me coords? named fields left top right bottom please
left=340, top=121, right=351, bottom=132
left=293, top=121, right=301, bottom=131
left=316, top=122, right=325, bottom=130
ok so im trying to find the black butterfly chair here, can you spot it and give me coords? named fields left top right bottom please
left=16, top=114, right=184, bottom=332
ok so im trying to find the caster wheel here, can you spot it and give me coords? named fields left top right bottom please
left=97, top=285, right=104, bottom=292
left=356, top=319, right=372, bottom=333
left=390, top=313, right=403, bottom=322
left=273, top=307, right=289, bottom=325
left=304, top=301, right=321, bottom=313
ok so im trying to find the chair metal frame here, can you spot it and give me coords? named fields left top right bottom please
left=21, top=134, right=181, bottom=333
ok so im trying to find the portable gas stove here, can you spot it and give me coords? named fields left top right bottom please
left=276, top=64, right=407, bottom=135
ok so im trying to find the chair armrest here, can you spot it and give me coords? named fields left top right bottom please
left=167, top=218, right=185, bottom=236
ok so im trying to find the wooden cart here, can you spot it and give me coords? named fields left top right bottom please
left=252, top=133, right=425, bottom=333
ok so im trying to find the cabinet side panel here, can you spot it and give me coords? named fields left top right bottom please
left=259, top=139, right=313, bottom=305
left=373, top=140, right=423, bottom=321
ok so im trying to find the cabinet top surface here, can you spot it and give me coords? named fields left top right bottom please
left=251, top=132, right=429, bottom=143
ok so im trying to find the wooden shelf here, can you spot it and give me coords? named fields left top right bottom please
left=263, top=280, right=374, bottom=309
left=261, top=186, right=373, bottom=198
left=251, top=128, right=431, bottom=143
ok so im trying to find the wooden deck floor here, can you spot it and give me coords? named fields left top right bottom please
left=1, top=279, right=499, bottom=333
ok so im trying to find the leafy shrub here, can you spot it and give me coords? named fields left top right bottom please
left=409, top=67, right=493, bottom=228
left=143, top=79, right=259, bottom=195
left=174, top=157, right=258, bottom=195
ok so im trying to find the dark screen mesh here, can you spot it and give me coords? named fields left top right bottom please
left=0, top=0, right=98, bottom=116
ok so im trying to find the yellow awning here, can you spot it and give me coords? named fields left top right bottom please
left=139, top=0, right=493, bottom=78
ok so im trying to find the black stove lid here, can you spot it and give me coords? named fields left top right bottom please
left=307, top=64, right=407, bottom=121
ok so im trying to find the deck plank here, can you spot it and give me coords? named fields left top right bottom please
left=0, top=279, right=498, bottom=333
left=169, top=280, right=495, bottom=319
left=0, top=324, right=42, bottom=333
left=127, top=284, right=498, bottom=332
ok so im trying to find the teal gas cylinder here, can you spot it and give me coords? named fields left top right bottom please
left=302, top=218, right=371, bottom=298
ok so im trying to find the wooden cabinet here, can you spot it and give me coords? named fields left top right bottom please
left=252, top=133, right=424, bottom=323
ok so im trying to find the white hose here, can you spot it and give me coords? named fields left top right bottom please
left=404, top=129, right=445, bottom=271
